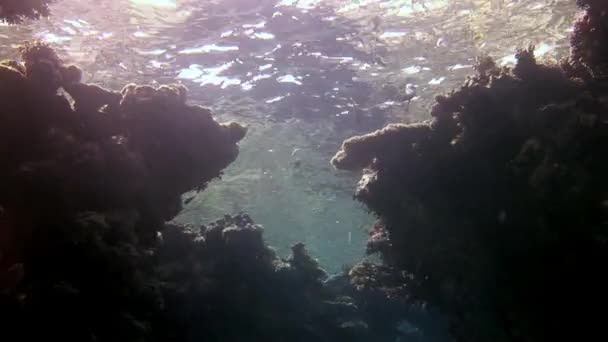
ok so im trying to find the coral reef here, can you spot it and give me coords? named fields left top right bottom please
left=333, top=2, right=608, bottom=342
left=158, top=214, right=441, bottom=342
left=0, top=42, right=415, bottom=342
left=158, top=214, right=367, bottom=342
left=568, top=0, right=608, bottom=79
left=0, top=42, right=246, bottom=341
left=0, top=0, right=54, bottom=23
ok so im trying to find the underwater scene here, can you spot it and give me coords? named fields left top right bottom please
left=0, top=0, right=606, bottom=341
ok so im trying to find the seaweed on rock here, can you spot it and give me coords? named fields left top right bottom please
left=0, top=0, right=54, bottom=23
left=332, top=3, right=608, bottom=341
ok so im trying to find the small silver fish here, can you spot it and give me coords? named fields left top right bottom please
left=436, top=36, right=448, bottom=48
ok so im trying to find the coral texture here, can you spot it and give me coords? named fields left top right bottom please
left=567, top=0, right=608, bottom=78
left=333, top=2, right=608, bottom=341
left=0, top=42, right=246, bottom=341
left=0, top=42, right=413, bottom=342
left=158, top=214, right=368, bottom=342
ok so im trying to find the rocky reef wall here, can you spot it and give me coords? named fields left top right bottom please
left=333, top=1, right=608, bottom=341
left=0, top=40, right=247, bottom=340
left=0, top=14, right=421, bottom=342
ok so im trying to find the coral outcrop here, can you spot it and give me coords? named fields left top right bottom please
left=158, top=214, right=368, bottom=342
left=0, top=0, right=54, bottom=23
left=568, top=0, right=608, bottom=79
left=333, top=2, right=608, bottom=341
left=0, top=42, right=413, bottom=342
left=0, top=42, right=246, bottom=341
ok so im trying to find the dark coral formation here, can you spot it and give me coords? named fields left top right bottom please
left=333, top=3, right=608, bottom=342
left=0, top=42, right=246, bottom=341
left=0, top=42, right=415, bottom=342
left=158, top=214, right=364, bottom=342
left=0, top=0, right=54, bottom=23
left=158, top=215, right=437, bottom=342
left=568, top=0, right=608, bottom=79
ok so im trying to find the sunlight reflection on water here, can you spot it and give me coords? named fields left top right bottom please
left=130, top=0, right=177, bottom=8
left=178, top=44, right=239, bottom=54
left=177, top=62, right=242, bottom=88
